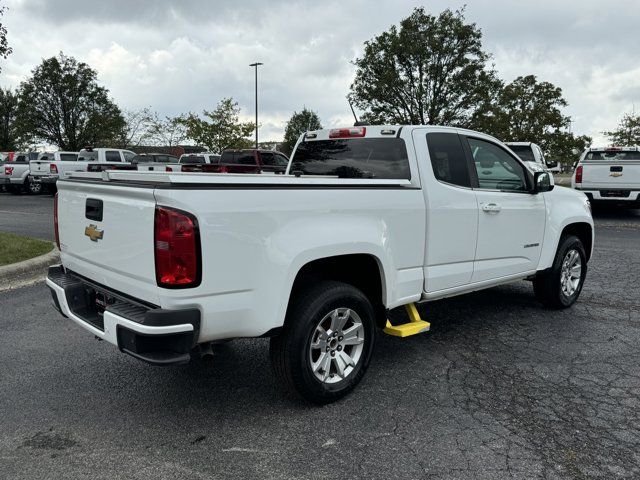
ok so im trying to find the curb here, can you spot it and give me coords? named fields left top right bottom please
left=0, top=246, right=60, bottom=292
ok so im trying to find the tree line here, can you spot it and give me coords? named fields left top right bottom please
left=1, top=5, right=638, bottom=165
left=0, top=53, right=258, bottom=153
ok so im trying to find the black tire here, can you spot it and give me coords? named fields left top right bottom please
left=7, top=185, right=22, bottom=195
left=26, top=179, right=42, bottom=195
left=533, top=235, right=587, bottom=309
left=270, top=281, right=376, bottom=404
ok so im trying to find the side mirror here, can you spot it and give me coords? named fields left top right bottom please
left=533, top=171, right=554, bottom=194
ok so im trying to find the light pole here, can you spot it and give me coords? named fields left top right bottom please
left=249, top=62, right=263, bottom=149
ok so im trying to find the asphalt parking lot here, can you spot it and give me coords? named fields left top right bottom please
left=1, top=191, right=639, bottom=479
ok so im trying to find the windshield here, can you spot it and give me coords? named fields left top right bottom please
left=291, top=138, right=411, bottom=179
left=78, top=151, right=98, bottom=161
left=507, top=145, right=536, bottom=163
left=584, top=150, right=640, bottom=161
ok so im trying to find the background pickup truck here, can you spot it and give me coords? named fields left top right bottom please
left=47, top=125, right=593, bottom=404
left=505, top=142, right=561, bottom=173
left=572, top=146, right=640, bottom=207
left=87, top=153, right=181, bottom=173
left=2, top=151, right=41, bottom=194
left=30, top=148, right=135, bottom=187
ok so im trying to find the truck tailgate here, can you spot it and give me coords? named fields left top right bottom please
left=57, top=181, right=161, bottom=305
left=582, top=161, right=640, bottom=189
left=30, top=160, right=49, bottom=174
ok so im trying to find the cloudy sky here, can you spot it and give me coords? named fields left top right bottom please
left=1, top=0, right=639, bottom=145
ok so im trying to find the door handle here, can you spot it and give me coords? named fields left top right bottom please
left=482, top=203, right=501, bottom=213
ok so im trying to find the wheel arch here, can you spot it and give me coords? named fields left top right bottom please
left=286, top=254, right=388, bottom=329
left=561, top=222, right=593, bottom=262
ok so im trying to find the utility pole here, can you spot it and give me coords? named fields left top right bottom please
left=249, top=62, right=263, bottom=149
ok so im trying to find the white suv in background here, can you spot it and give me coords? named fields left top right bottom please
left=506, top=142, right=561, bottom=173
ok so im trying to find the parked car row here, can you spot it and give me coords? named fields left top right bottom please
left=1, top=147, right=292, bottom=194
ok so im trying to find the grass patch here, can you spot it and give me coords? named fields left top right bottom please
left=0, top=232, right=53, bottom=267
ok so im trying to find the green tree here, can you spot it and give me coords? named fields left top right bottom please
left=116, top=107, right=154, bottom=148
left=349, top=7, right=501, bottom=126
left=603, top=113, right=640, bottom=146
left=0, top=88, right=19, bottom=150
left=16, top=53, right=125, bottom=150
left=0, top=4, right=12, bottom=73
left=181, top=98, right=255, bottom=152
left=281, top=108, right=322, bottom=155
left=147, top=113, right=188, bottom=147
left=545, top=131, right=592, bottom=170
left=477, top=75, right=569, bottom=140
left=478, top=75, right=591, bottom=169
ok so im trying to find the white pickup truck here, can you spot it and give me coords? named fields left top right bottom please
left=1, top=152, right=41, bottom=194
left=46, top=125, right=593, bottom=403
left=572, top=146, right=640, bottom=207
left=30, top=148, right=134, bottom=186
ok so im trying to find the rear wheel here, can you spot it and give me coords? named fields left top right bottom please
left=26, top=179, right=42, bottom=195
left=533, top=235, right=587, bottom=309
left=270, top=281, right=375, bottom=404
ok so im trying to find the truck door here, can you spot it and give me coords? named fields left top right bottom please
left=413, top=129, right=478, bottom=292
left=463, top=136, right=546, bottom=282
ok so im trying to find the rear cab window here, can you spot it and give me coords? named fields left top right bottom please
left=105, top=151, right=122, bottom=162
left=426, top=132, right=471, bottom=187
left=59, top=153, right=78, bottom=162
left=220, top=151, right=256, bottom=165
left=584, top=149, right=640, bottom=161
left=180, top=155, right=206, bottom=164
left=291, top=138, right=410, bottom=179
left=508, top=145, right=536, bottom=163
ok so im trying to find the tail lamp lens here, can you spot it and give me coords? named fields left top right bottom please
left=50, top=164, right=58, bottom=174
left=166, top=166, right=173, bottom=172
left=54, top=193, right=60, bottom=249
left=154, top=206, right=201, bottom=288
left=5, top=166, right=13, bottom=175
left=575, top=165, right=583, bottom=183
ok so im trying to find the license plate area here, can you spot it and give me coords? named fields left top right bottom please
left=64, top=284, right=117, bottom=331
left=600, top=190, right=630, bottom=198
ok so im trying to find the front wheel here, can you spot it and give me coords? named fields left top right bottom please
left=270, top=281, right=375, bottom=404
left=533, top=235, right=587, bottom=309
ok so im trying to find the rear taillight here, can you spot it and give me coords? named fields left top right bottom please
left=154, top=206, right=201, bottom=288
left=166, top=166, right=173, bottom=172
left=50, top=164, right=58, bottom=174
left=4, top=166, right=13, bottom=175
left=54, top=193, right=60, bottom=250
left=329, top=127, right=366, bottom=139
left=218, top=165, right=228, bottom=173
left=575, top=165, right=583, bottom=184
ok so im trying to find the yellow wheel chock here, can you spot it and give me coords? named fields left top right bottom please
left=383, top=303, right=430, bottom=337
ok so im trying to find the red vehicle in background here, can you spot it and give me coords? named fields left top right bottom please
left=180, top=149, right=289, bottom=174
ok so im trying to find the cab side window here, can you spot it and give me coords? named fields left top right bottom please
left=426, top=132, right=471, bottom=187
left=105, top=150, right=122, bottom=162
left=468, top=138, right=528, bottom=192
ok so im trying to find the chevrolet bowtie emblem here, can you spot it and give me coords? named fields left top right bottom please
left=85, top=224, right=104, bottom=242
left=610, top=172, right=623, bottom=177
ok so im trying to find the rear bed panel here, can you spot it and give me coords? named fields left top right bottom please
left=57, top=181, right=161, bottom=306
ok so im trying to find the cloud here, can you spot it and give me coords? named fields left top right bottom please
left=2, top=0, right=639, bottom=146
